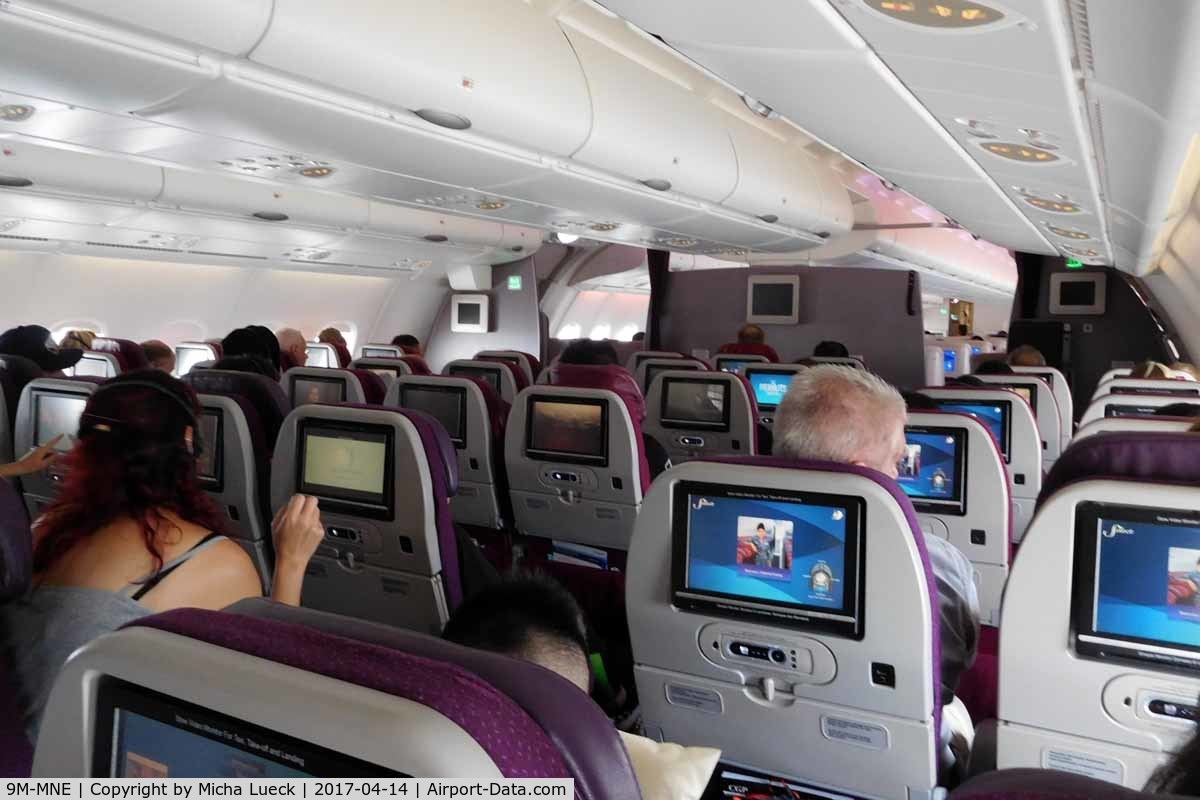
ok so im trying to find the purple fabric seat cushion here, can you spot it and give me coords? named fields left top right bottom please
left=1039, top=431, right=1200, bottom=508
left=951, top=768, right=1177, bottom=799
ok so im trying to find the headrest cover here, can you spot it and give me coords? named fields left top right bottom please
left=401, top=356, right=432, bottom=376
left=717, top=342, right=780, bottom=363
left=347, top=369, right=387, bottom=405
left=91, top=338, right=149, bottom=371
left=183, top=370, right=290, bottom=446
left=550, top=363, right=645, bottom=423
left=0, top=478, right=31, bottom=603
left=1039, top=431, right=1200, bottom=508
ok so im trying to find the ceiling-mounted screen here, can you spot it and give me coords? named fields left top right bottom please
left=746, top=275, right=800, bottom=325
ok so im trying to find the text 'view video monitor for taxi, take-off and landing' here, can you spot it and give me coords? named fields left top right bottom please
left=1073, top=503, right=1200, bottom=673
left=92, top=679, right=401, bottom=777
left=671, top=481, right=865, bottom=639
left=525, top=397, right=608, bottom=467
left=298, top=421, right=393, bottom=518
left=899, top=426, right=967, bottom=515
left=934, top=399, right=1012, bottom=462
left=660, top=378, right=731, bottom=431
left=746, top=369, right=796, bottom=411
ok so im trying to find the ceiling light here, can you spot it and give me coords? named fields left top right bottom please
left=414, top=109, right=472, bottom=131
left=1024, top=197, right=1082, bottom=214
left=555, top=233, right=580, bottom=245
left=298, top=166, right=335, bottom=178
left=979, top=142, right=1060, bottom=163
left=476, top=200, right=507, bottom=210
left=641, top=178, right=672, bottom=192
left=589, top=222, right=620, bottom=232
left=423, top=234, right=449, bottom=243
left=0, top=104, right=35, bottom=122
left=742, top=95, right=775, bottom=118
left=865, top=0, right=1005, bottom=28
left=0, top=176, right=33, bottom=188
left=657, top=237, right=698, bottom=248
left=1044, top=224, right=1092, bottom=240
left=252, top=211, right=289, bottom=222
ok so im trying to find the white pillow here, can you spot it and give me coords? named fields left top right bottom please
left=618, top=731, right=721, bottom=800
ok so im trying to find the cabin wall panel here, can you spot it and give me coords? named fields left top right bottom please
left=659, top=266, right=926, bottom=388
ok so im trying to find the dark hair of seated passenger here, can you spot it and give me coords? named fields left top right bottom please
left=560, top=339, right=620, bottom=366
left=1146, top=728, right=1200, bottom=795
left=631, top=332, right=645, bottom=342
left=212, top=354, right=278, bottom=380
left=391, top=334, right=419, bottom=348
left=970, top=335, right=985, bottom=341
left=1156, top=403, right=1200, bottom=418
left=34, top=369, right=225, bottom=576
left=973, top=360, right=1015, bottom=375
left=813, top=340, right=850, bottom=358
left=903, top=391, right=939, bottom=410
left=250, top=325, right=281, bottom=371
left=949, top=375, right=985, bottom=386
left=222, top=326, right=273, bottom=363
left=442, top=572, right=589, bottom=670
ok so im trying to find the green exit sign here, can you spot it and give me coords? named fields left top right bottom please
left=1065, top=258, right=1084, bottom=269
left=507, top=275, right=522, bottom=291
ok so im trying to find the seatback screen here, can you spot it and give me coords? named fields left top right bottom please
left=934, top=400, right=1011, bottom=462
left=362, top=346, right=398, bottom=358
left=93, top=679, right=400, bottom=777
left=75, top=356, right=111, bottom=377
left=644, top=362, right=698, bottom=393
left=1111, top=385, right=1200, bottom=397
left=717, top=359, right=755, bottom=374
left=989, top=383, right=1037, bottom=416
left=746, top=369, right=795, bottom=410
left=525, top=397, right=607, bottom=466
left=399, top=384, right=466, bottom=446
left=175, top=347, right=211, bottom=376
left=1073, top=502, right=1200, bottom=671
left=298, top=423, right=392, bottom=513
left=293, top=377, right=346, bottom=406
left=447, top=365, right=501, bottom=394
left=1105, top=404, right=1160, bottom=418
left=899, top=426, right=967, bottom=515
left=943, top=349, right=957, bottom=374
left=671, top=480, right=865, bottom=639
left=195, top=409, right=222, bottom=486
left=35, top=393, right=88, bottom=452
left=305, top=347, right=333, bottom=368
left=661, top=379, right=731, bottom=431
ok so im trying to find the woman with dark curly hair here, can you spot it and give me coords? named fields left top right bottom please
left=0, top=369, right=324, bottom=737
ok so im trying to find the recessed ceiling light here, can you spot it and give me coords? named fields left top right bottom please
left=589, top=222, right=620, bottom=232
left=423, top=234, right=449, bottom=243
left=1044, top=223, right=1092, bottom=240
left=641, top=178, right=673, bottom=192
left=414, top=109, right=472, bottom=131
left=979, top=141, right=1060, bottom=163
left=657, top=237, right=698, bottom=248
left=252, top=211, right=289, bottom=222
left=742, top=95, right=774, bottom=118
left=298, top=166, right=335, bottom=178
left=476, top=200, right=507, bottom=210
left=555, top=233, right=580, bottom=245
left=0, top=176, right=33, bottom=188
left=0, top=104, right=35, bottom=122
left=864, top=0, right=1005, bottom=28
left=1024, top=196, right=1082, bottom=214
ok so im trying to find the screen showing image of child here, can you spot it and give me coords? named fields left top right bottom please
left=1167, top=547, right=1200, bottom=617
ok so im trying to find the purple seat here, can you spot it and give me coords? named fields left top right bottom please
left=400, top=355, right=433, bottom=376
left=347, top=369, right=387, bottom=405
left=0, top=355, right=42, bottom=461
left=204, top=598, right=643, bottom=799
left=951, top=768, right=1177, bottom=799
left=90, top=337, right=149, bottom=372
left=549, top=363, right=651, bottom=493
left=0, top=478, right=33, bottom=777
left=1039, top=431, right=1200, bottom=508
left=183, top=369, right=290, bottom=449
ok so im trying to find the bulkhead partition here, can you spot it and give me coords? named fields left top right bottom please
left=996, top=479, right=1200, bottom=789
left=643, top=370, right=757, bottom=463
left=13, top=378, right=99, bottom=518
left=270, top=404, right=455, bottom=634
left=626, top=460, right=940, bottom=800
left=921, top=387, right=1043, bottom=542
left=386, top=375, right=505, bottom=530
left=906, top=411, right=1011, bottom=626
left=504, top=385, right=643, bottom=551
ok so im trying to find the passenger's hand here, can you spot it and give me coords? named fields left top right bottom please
left=272, top=494, right=325, bottom=572
left=0, top=437, right=62, bottom=478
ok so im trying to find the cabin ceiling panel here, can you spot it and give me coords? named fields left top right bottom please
left=0, top=191, right=144, bottom=226
left=594, top=0, right=852, bottom=50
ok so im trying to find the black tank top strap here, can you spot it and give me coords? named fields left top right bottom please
left=125, top=532, right=228, bottom=602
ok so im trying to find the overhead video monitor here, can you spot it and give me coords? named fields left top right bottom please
left=525, top=397, right=607, bottom=467
left=399, top=384, right=466, bottom=447
left=746, top=275, right=801, bottom=325
left=943, top=348, right=958, bottom=374
left=1112, top=385, right=1200, bottom=398
left=175, top=346, right=212, bottom=377
left=361, top=346, right=401, bottom=359
left=92, top=679, right=401, bottom=777
left=660, top=378, right=731, bottom=431
left=298, top=421, right=393, bottom=518
left=195, top=409, right=223, bottom=489
left=451, top=294, right=490, bottom=334
left=1049, top=272, right=1107, bottom=316
left=1105, top=404, right=1160, bottom=419
left=293, top=376, right=346, bottom=407
left=644, top=361, right=699, bottom=393
left=1072, top=502, right=1200, bottom=673
left=34, top=392, right=88, bottom=453
left=671, top=480, right=865, bottom=639
left=934, top=399, right=1012, bottom=462
left=898, top=426, right=967, bottom=516
left=745, top=368, right=797, bottom=411
left=447, top=364, right=501, bottom=394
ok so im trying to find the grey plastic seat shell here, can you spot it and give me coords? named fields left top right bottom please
left=972, top=374, right=1062, bottom=469
left=174, top=342, right=220, bottom=377
left=1012, top=365, right=1073, bottom=450
left=643, top=369, right=758, bottom=463
left=634, top=357, right=705, bottom=394
left=505, top=385, right=643, bottom=550
left=1091, top=377, right=1200, bottom=402
left=69, top=352, right=119, bottom=378
left=626, top=460, right=940, bottom=800
left=271, top=404, right=451, bottom=634
left=712, top=353, right=769, bottom=373
left=386, top=375, right=505, bottom=529
left=305, top=342, right=339, bottom=368
left=1074, top=417, right=1196, bottom=441
left=444, top=359, right=519, bottom=405
left=476, top=350, right=535, bottom=385
left=13, top=378, right=99, bottom=519
left=1080, top=393, right=1194, bottom=428
left=352, top=358, right=414, bottom=388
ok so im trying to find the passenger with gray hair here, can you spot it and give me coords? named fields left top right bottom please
left=275, top=327, right=308, bottom=372
left=774, top=365, right=980, bottom=709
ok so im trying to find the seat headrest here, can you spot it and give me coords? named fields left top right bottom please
left=951, top=768, right=1172, bottom=799
left=394, top=408, right=459, bottom=497
left=400, top=355, right=432, bottom=375
left=222, top=599, right=642, bottom=800
left=0, top=355, right=43, bottom=425
left=333, top=343, right=352, bottom=368
left=0, top=478, right=31, bottom=603
left=459, top=376, right=510, bottom=437
left=347, top=369, right=387, bottom=405
left=477, top=356, right=530, bottom=392
left=514, top=351, right=542, bottom=378
left=717, top=342, right=780, bottom=362
left=182, top=370, right=290, bottom=447
left=549, top=363, right=645, bottom=423
left=90, top=338, right=149, bottom=371
left=1039, top=431, right=1200, bottom=508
